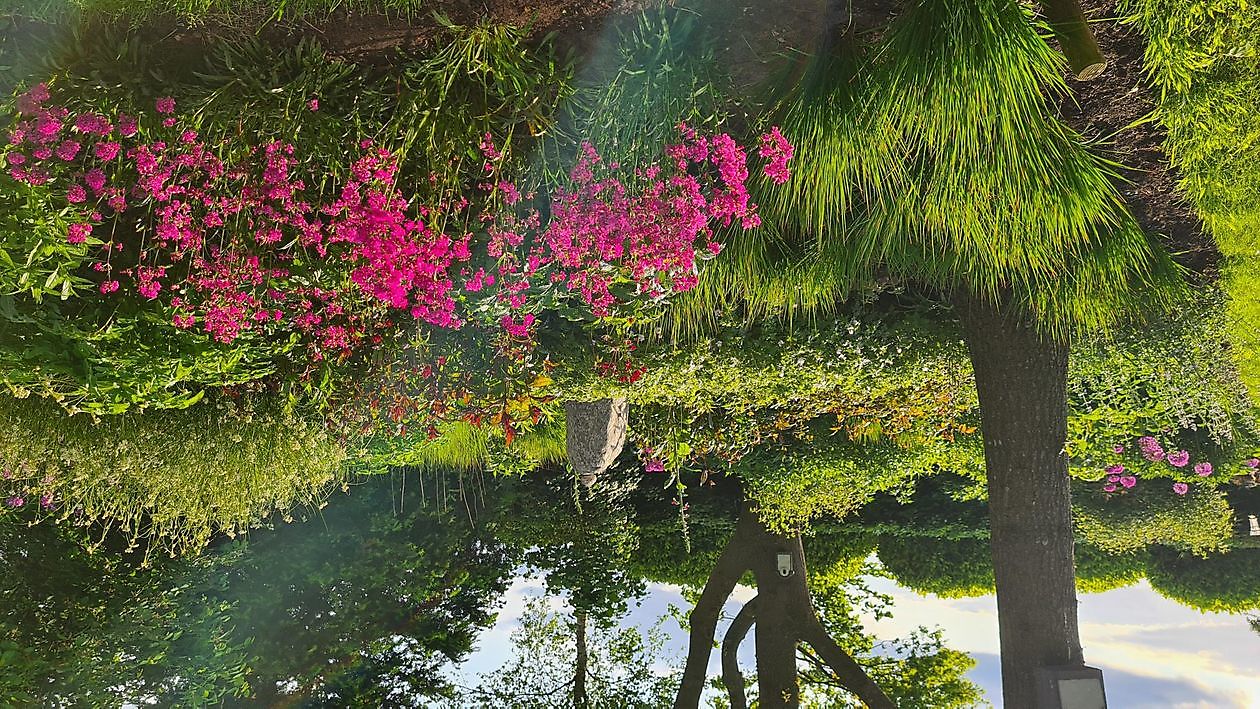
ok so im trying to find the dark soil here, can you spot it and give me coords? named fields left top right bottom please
left=1057, top=1, right=1217, bottom=277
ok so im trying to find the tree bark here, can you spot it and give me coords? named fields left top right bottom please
left=574, top=608, right=589, bottom=709
left=958, top=293, right=1084, bottom=709
left=721, top=598, right=758, bottom=709
left=1037, top=0, right=1108, bottom=80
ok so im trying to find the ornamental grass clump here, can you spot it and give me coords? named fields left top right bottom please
left=0, top=393, right=346, bottom=559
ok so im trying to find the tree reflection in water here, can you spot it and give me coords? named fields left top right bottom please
left=3, top=461, right=1259, bottom=707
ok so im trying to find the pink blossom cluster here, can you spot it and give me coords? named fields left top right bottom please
left=758, top=126, right=794, bottom=185
left=531, top=125, right=775, bottom=317
left=1107, top=435, right=1222, bottom=497
left=4, top=82, right=793, bottom=388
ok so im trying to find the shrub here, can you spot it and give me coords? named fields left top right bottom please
left=1147, top=546, right=1260, bottom=613
left=1073, top=481, right=1234, bottom=556
left=876, top=534, right=994, bottom=599
left=0, top=393, right=346, bottom=557
left=1073, top=544, right=1146, bottom=594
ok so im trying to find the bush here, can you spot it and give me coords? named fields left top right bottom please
left=1147, top=546, right=1260, bottom=613
left=876, top=534, right=994, bottom=599
left=1074, top=544, right=1146, bottom=594
left=1073, top=481, right=1234, bottom=556
left=0, top=393, right=346, bottom=557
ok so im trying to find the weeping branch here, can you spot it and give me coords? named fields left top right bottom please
left=721, top=597, right=759, bottom=709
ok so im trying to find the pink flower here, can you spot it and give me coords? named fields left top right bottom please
left=1172, top=482, right=1189, bottom=495
left=93, top=141, right=121, bottom=161
left=1104, top=464, right=1124, bottom=475
left=38, top=493, right=54, bottom=509
left=1107, top=474, right=1121, bottom=483
left=66, top=183, right=87, bottom=203
left=155, top=97, right=176, bottom=115
left=1102, top=483, right=1117, bottom=493
left=16, top=82, right=49, bottom=114
left=117, top=115, right=138, bottom=137
left=1247, top=458, right=1260, bottom=469
left=308, top=98, right=319, bottom=112
left=4, top=496, right=23, bottom=508
left=55, top=140, right=80, bottom=161
left=1119, top=475, right=1137, bottom=489
left=6, top=152, right=25, bottom=166
left=67, top=223, right=91, bottom=244
left=500, top=313, right=536, bottom=338
left=1166, top=450, right=1190, bottom=467
left=645, top=458, right=665, bottom=473
left=1194, top=462, right=1213, bottom=477
left=758, top=126, right=794, bottom=185
left=98, top=280, right=119, bottom=294
left=1113, top=444, right=1125, bottom=454
left=84, top=168, right=107, bottom=192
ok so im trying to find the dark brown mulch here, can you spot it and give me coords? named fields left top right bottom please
left=1056, top=1, right=1217, bottom=277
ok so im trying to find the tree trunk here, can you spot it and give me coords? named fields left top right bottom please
left=574, top=609, right=589, bottom=709
left=674, top=506, right=760, bottom=708
left=958, top=294, right=1084, bottom=708
left=721, top=598, right=758, bottom=709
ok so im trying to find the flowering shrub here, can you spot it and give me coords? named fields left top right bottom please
left=1080, top=432, right=1260, bottom=502
left=1, top=81, right=792, bottom=417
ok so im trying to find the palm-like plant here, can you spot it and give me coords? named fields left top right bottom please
left=680, top=0, right=1184, bottom=705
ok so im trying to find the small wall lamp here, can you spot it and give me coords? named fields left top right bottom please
left=776, top=552, right=793, bottom=578
left=1035, top=665, right=1107, bottom=709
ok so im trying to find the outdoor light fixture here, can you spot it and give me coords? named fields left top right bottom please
left=1035, top=665, right=1107, bottom=709
left=776, top=552, right=793, bottom=578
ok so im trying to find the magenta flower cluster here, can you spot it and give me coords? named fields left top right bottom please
left=1108, top=435, right=1221, bottom=497
left=4, top=83, right=794, bottom=375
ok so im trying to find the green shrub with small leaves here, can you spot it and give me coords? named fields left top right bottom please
left=0, top=393, right=346, bottom=558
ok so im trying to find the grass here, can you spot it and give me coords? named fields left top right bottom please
left=672, top=0, right=1183, bottom=341
left=1117, top=0, right=1260, bottom=402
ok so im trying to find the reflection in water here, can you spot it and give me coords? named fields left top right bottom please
left=5, top=466, right=1258, bottom=707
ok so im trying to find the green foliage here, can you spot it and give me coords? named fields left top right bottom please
left=853, top=632, right=987, bottom=709
left=694, top=0, right=1179, bottom=338
left=739, top=434, right=983, bottom=534
left=1069, top=296, right=1256, bottom=450
left=0, top=393, right=346, bottom=557
left=458, top=596, right=680, bottom=709
left=1072, top=482, right=1234, bottom=556
left=1147, top=546, right=1260, bottom=613
left=1119, top=0, right=1260, bottom=400
left=876, top=535, right=995, bottom=599
left=539, top=5, right=730, bottom=188
left=0, top=0, right=437, bottom=25
left=494, top=472, right=648, bottom=622
left=1074, top=544, right=1146, bottom=594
